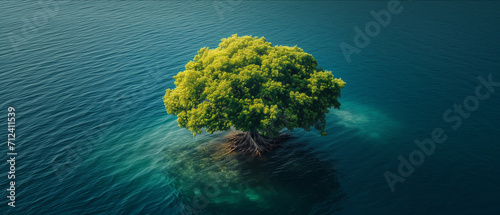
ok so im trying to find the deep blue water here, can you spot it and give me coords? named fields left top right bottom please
left=1, top=1, right=500, bottom=214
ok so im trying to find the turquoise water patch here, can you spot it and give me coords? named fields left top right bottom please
left=328, top=101, right=401, bottom=142
left=158, top=131, right=345, bottom=214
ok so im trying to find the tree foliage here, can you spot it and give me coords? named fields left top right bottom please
left=163, top=34, right=346, bottom=137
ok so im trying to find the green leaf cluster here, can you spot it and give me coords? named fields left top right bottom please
left=164, top=34, right=346, bottom=137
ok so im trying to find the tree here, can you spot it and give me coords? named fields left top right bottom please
left=163, top=34, right=346, bottom=155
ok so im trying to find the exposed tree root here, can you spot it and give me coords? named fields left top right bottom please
left=227, top=130, right=290, bottom=156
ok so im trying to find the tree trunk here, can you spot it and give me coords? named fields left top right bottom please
left=227, top=130, right=288, bottom=156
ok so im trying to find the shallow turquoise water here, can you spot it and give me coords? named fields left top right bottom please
left=1, top=1, right=500, bottom=214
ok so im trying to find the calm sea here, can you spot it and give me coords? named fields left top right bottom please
left=1, top=1, right=499, bottom=214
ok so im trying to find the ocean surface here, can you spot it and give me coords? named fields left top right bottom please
left=1, top=1, right=500, bottom=214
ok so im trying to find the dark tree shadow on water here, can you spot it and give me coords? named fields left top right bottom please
left=163, top=133, right=347, bottom=215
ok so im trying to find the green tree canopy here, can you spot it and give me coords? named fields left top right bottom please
left=164, top=34, right=345, bottom=137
